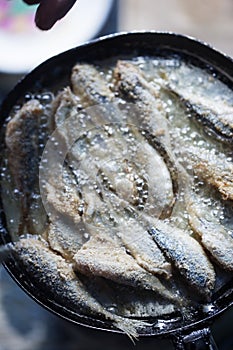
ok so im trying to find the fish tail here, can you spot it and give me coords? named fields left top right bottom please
left=113, top=317, right=150, bottom=342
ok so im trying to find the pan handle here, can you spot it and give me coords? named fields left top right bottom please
left=172, top=327, right=218, bottom=350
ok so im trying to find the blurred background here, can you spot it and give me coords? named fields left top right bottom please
left=119, top=0, right=233, bottom=56
left=1, top=1, right=233, bottom=349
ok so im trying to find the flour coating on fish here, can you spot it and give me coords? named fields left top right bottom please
left=2, top=55, right=233, bottom=335
left=12, top=237, right=150, bottom=339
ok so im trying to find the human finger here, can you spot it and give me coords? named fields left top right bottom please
left=35, top=0, right=77, bottom=30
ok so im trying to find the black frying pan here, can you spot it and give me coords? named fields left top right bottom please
left=0, top=32, right=233, bottom=350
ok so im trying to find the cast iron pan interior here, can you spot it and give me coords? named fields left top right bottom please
left=0, top=32, right=233, bottom=338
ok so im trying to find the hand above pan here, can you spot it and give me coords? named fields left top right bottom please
left=22, top=0, right=77, bottom=30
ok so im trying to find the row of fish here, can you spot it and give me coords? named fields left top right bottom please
left=2, top=57, right=233, bottom=337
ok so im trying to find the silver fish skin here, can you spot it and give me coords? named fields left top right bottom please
left=71, top=63, right=115, bottom=106
left=92, top=138, right=175, bottom=218
left=113, top=61, right=179, bottom=214
left=67, top=145, right=174, bottom=280
left=58, top=64, right=176, bottom=219
left=140, top=130, right=179, bottom=218
left=52, top=87, right=128, bottom=162
left=73, top=228, right=179, bottom=304
left=90, top=182, right=172, bottom=279
left=54, top=102, right=175, bottom=280
left=50, top=87, right=119, bottom=177
left=127, top=140, right=174, bottom=218
left=53, top=88, right=176, bottom=220
left=187, top=199, right=233, bottom=271
left=162, top=83, right=233, bottom=145
left=46, top=164, right=175, bottom=304
left=5, top=99, right=47, bottom=236
left=0, top=163, right=22, bottom=242
left=13, top=236, right=149, bottom=339
left=78, top=186, right=173, bottom=281
left=51, top=87, right=95, bottom=155
left=148, top=219, right=216, bottom=298
left=114, top=60, right=170, bottom=144
left=64, top=167, right=173, bottom=281
left=116, top=218, right=172, bottom=279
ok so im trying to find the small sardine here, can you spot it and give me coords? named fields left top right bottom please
left=148, top=219, right=216, bottom=298
left=73, top=229, right=179, bottom=303
left=5, top=100, right=48, bottom=236
left=114, top=61, right=179, bottom=216
left=187, top=198, right=233, bottom=271
left=71, top=63, right=115, bottom=106
left=51, top=87, right=93, bottom=151
left=130, top=140, right=175, bottom=218
left=13, top=236, right=150, bottom=340
left=116, top=218, right=172, bottom=279
left=163, top=83, right=233, bottom=145
left=114, top=60, right=171, bottom=145
left=71, top=63, right=125, bottom=139
left=141, top=130, right=179, bottom=218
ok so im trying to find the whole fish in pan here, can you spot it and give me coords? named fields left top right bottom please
left=71, top=63, right=115, bottom=106
left=160, top=81, right=233, bottom=145
left=113, top=60, right=171, bottom=145
left=73, top=226, right=179, bottom=304
left=187, top=195, right=233, bottom=271
left=12, top=236, right=150, bottom=339
left=148, top=218, right=216, bottom=299
left=5, top=100, right=50, bottom=237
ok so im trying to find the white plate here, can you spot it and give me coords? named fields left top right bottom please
left=0, top=0, right=113, bottom=73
